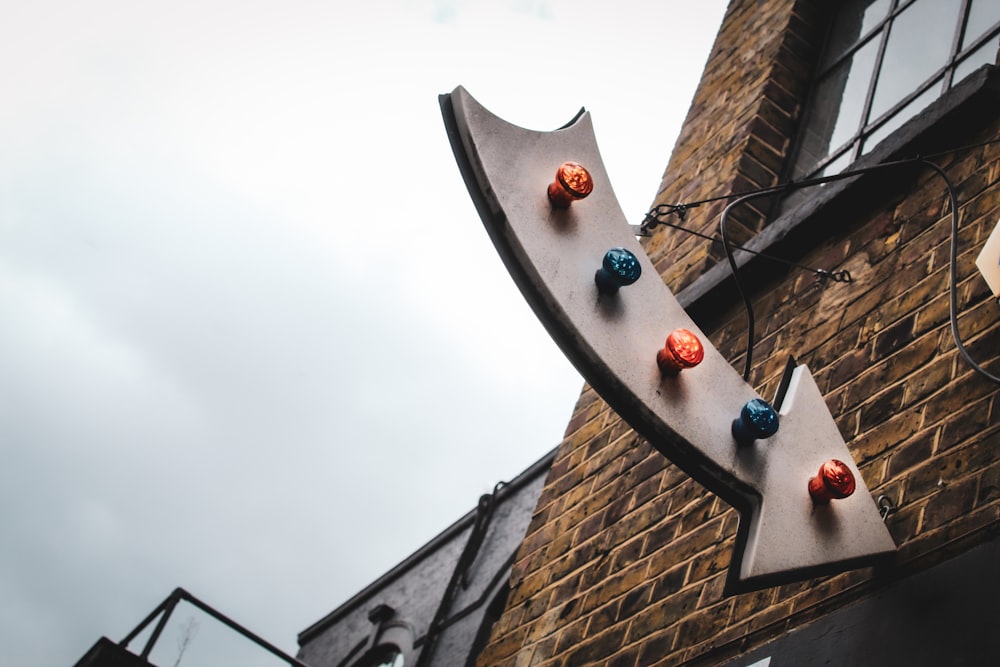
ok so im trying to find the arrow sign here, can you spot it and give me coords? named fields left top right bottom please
left=441, top=86, right=895, bottom=594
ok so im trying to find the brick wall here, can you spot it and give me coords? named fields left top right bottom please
left=474, top=1, right=1000, bottom=665
left=645, top=0, right=827, bottom=293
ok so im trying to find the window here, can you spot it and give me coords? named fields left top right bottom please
left=364, top=645, right=405, bottom=667
left=789, top=0, right=1000, bottom=182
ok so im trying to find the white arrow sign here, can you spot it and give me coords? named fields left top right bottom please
left=441, top=86, right=895, bottom=593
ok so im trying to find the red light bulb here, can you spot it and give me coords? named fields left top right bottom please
left=547, top=162, right=593, bottom=208
left=808, top=459, right=856, bottom=504
left=657, top=329, right=705, bottom=374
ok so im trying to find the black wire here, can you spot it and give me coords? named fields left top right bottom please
left=719, top=193, right=767, bottom=381
left=645, top=214, right=852, bottom=283
left=713, top=157, right=999, bottom=386
left=922, top=160, right=1000, bottom=385
left=643, top=135, right=1000, bottom=230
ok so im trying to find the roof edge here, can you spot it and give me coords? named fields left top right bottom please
left=297, top=447, right=557, bottom=645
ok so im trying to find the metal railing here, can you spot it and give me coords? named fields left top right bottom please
left=119, top=587, right=310, bottom=667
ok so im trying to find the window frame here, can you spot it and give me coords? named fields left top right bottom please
left=679, top=63, right=1000, bottom=322
left=790, top=0, right=1000, bottom=182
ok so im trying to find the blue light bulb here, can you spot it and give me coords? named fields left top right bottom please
left=595, top=247, right=641, bottom=294
left=732, top=398, right=779, bottom=446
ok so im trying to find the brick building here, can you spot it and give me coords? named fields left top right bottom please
left=296, top=1, right=1000, bottom=666
left=67, top=1, right=1000, bottom=666
left=296, top=452, right=555, bottom=667
left=466, top=1, right=1000, bottom=666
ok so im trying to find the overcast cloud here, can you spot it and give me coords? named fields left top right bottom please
left=0, top=1, right=726, bottom=665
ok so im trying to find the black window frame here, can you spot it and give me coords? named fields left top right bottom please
left=789, top=0, right=1000, bottom=183
left=679, top=63, right=1000, bottom=324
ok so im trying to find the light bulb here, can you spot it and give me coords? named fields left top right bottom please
left=547, top=162, right=593, bottom=208
left=808, top=459, right=856, bottom=504
left=657, top=329, right=705, bottom=374
left=732, top=398, right=779, bottom=446
left=595, top=248, right=641, bottom=294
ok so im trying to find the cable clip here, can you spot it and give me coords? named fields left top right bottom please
left=877, top=494, right=897, bottom=522
left=642, top=204, right=690, bottom=234
left=816, top=269, right=853, bottom=283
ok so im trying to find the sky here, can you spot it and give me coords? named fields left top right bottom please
left=0, top=1, right=727, bottom=665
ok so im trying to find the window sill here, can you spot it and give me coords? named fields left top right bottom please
left=676, top=64, right=1000, bottom=325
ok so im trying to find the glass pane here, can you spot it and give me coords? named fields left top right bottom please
left=823, top=0, right=892, bottom=68
left=780, top=147, right=855, bottom=215
left=963, top=0, right=1000, bottom=49
left=954, top=35, right=1000, bottom=83
left=861, top=84, right=939, bottom=154
left=793, top=39, right=879, bottom=179
left=819, top=150, right=855, bottom=177
left=869, top=0, right=963, bottom=119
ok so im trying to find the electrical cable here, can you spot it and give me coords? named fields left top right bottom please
left=642, top=134, right=1000, bottom=235
left=711, top=156, right=999, bottom=386
left=922, top=159, right=1000, bottom=385
left=718, top=192, right=765, bottom=381
left=644, top=213, right=852, bottom=283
